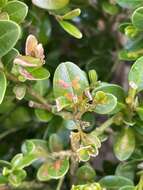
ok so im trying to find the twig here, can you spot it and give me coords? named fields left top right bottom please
left=56, top=177, right=65, bottom=190
left=0, top=67, right=53, bottom=111
left=96, top=116, right=115, bottom=135
left=0, top=127, right=27, bottom=141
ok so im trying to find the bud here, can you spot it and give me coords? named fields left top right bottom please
left=125, top=25, right=138, bottom=38
left=13, top=85, right=26, bottom=100
left=88, top=70, right=98, bottom=85
left=94, top=91, right=107, bottom=104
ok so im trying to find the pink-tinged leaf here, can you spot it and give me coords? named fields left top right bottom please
left=34, top=43, right=45, bottom=62
left=25, top=35, right=38, bottom=56
left=19, top=66, right=50, bottom=81
left=25, top=35, right=45, bottom=62
left=14, top=55, right=43, bottom=67
left=53, top=62, right=89, bottom=104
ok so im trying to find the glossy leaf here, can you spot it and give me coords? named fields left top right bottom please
left=114, top=128, right=135, bottom=161
left=99, top=175, right=134, bottom=189
left=11, top=153, right=37, bottom=170
left=2, top=48, right=19, bottom=71
left=35, top=109, right=53, bottom=122
left=116, top=0, right=143, bottom=9
left=92, top=83, right=125, bottom=113
left=49, top=134, right=63, bottom=152
left=94, top=93, right=117, bottom=114
left=2, top=0, right=28, bottom=23
left=14, top=56, right=43, bottom=67
left=128, top=56, right=143, bottom=92
left=0, top=20, right=20, bottom=57
left=62, top=8, right=81, bottom=20
left=119, top=186, right=135, bottom=190
left=116, top=162, right=136, bottom=181
left=32, top=0, right=69, bottom=10
left=84, top=131, right=101, bottom=150
left=102, top=1, right=119, bottom=15
left=37, top=163, right=51, bottom=181
left=55, top=96, right=71, bottom=112
left=136, top=107, right=143, bottom=120
left=19, top=67, right=50, bottom=81
left=71, top=183, right=102, bottom=190
left=77, top=147, right=90, bottom=162
left=0, top=160, right=11, bottom=168
left=0, top=71, right=7, bottom=104
left=38, top=158, right=69, bottom=179
left=22, top=140, right=48, bottom=160
left=132, top=7, right=143, bottom=30
left=47, top=158, right=69, bottom=179
left=0, top=0, right=7, bottom=7
left=58, top=21, right=82, bottom=39
left=93, top=83, right=125, bottom=102
left=0, top=175, right=8, bottom=184
left=76, top=164, right=96, bottom=183
left=53, top=62, right=89, bottom=103
left=8, top=169, right=26, bottom=187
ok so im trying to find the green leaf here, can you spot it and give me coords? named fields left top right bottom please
left=11, top=153, right=37, bottom=170
left=119, top=186, right=135, bottom=190
left=132, top=7, right=143, bottom=30
left=44, top=158, right=69, bottom=179
left=128, top=56, right=143, bottom=92
left=62, top=8, right=81, bottom=20
left=136, top=107, right=143, bottom=120
left=116, top=0, right=143, bottom=9
left=71, top=183, right=102, bottom=190
left=114, top=128, right=135, bottom=161
left=33, top=79, right=50, bottom=96
left=102, top=1, right=119, bottom=15
left=119, top=50, right=139, bottom=61
left=55, top=96, right=71, bottom=112
left=0, top=160, right=11, bottom=167
left=22, top=140, right=48, bottom=160
left=93, top=83, right=125, bottom=102
left=99, top=175, right=134, bottom=189
left=86, top=131, right=101, bottom=148
left=58, top=20, right=82, bottom=39
left=116, top=162, right=136, bottom=181
left=94, top=92, right=117, bottom=114
left=8, top=169, right=26, bottom=187
left=2, top=48, right=19, bottom=71
left=20, top=67, right=50, bottom=81
left=0, top=0, right=7, bottom=8
left=77, top=147, right=90, bottom=162
left=53, top=62, right=89, bottom=103
left=0, top=175, right=8, bottom=184
left=92, top=83, right=125, bottom=114
left=49, top=134, right=63, bottom=152
left=37, top=163, right=51, bottom=181
left=0, top=20, right=20, bottom=57
left=76, top=164, right=96, bottom=183
left=32, top=0, right=69, bottom=10
left=2, top=0, right=28, bottom=24
left=38, top=158, right=69, bottom=180
left=14, top=55, right=43, bottom=67
left=0, top=71, right=7, bottom=104
left=35, top=109, right=53, bottom=122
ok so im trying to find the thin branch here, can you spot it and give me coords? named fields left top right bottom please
left=29, top=101, right=52, bottom=112
left=56, top=177, right=65, bottom=190
left=96, top=116, right=115, bottom=135
left=0, top=67, right=53, bottom=111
